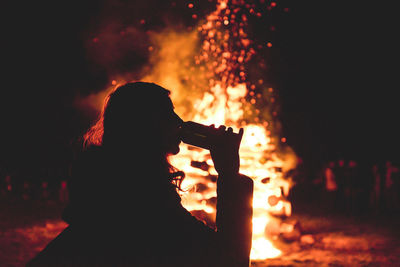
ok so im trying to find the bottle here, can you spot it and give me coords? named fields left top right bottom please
left=180, top=121, right=243, bottom=150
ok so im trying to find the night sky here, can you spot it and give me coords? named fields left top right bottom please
left=1, top=0, right=398, bottom=174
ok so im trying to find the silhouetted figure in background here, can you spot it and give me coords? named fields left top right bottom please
left=334, top=159, right=346, bottom=212
left=377, top=161, right=388, bottom=214
left=323, top=161, right=338, bottom=212
left=27, top=82, right=253, bottom=267
left=384, top=160, right=399, bottom=214
left=371, top=163, right=382, bottom=215
left=393, top=162, right=400, bottom=213
left=356, top=161, right=374, bottom=215
left=347, top=160, right=359, bottom=214
left=287, top=157, right=312, bottom=207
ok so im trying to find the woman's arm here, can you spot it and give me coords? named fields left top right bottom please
left=210, top=126, right=254, bottom=267
left=216, top=173, right=253, bottom=267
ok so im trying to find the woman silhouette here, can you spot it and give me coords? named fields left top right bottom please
left=27, top=82, right=253, bottom=267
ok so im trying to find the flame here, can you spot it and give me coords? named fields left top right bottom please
left=170, top=81, right=293, bottom=260
left=171, top=0, right=296, bottom=260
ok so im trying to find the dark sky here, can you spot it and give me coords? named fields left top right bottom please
left=276, top=1, right=399, bottom=165
left=1, top=0, right=398, bottom=172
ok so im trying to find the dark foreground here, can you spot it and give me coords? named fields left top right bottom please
left=1, top=200, right=399, bottom=267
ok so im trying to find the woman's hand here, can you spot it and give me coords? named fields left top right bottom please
left=209, top=125, right=244, bottom=175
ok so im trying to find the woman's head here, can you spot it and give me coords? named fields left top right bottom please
left=85, top=82, right=183, bottom=155
left=83, top=82, right=185, bottom=189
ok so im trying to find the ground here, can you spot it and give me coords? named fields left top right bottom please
left=1, top=200, right=399, bottom=267
left=253, top=213, right=400, bottom=266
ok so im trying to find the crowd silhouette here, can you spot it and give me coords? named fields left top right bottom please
left=2, top=148, right=399, bottom=217
left=2, top=152, right=399, bottom=219
left=291, top=157, right=400, bottom=217
left=0, top=167, right=69, bottom=204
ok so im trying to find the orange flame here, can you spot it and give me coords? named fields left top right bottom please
left=170, top=81, right=293, bottom=260
left=171, top=0, right=297, bottom=260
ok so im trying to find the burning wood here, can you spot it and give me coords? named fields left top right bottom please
left=191, top=160, right=211, bottom=172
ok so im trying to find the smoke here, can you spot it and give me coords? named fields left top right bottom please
left=85, top=23, right=151, bottom=78
left=74, top=22, right=206, bottom=119
left=142, top=29, right=207, bottom=121
left=74, top=0, right=212, bottom=121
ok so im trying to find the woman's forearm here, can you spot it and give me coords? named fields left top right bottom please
left=216, top=173, right=254, bottom=267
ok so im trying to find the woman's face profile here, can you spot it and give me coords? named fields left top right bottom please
left=160, top=99, right=183, bottom=156
left=102, top=82, right=184, bottom=156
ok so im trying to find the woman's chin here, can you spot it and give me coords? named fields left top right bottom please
left=171, top=146, right=180, bottom=155
left=167, top=144, right=180, bottom=155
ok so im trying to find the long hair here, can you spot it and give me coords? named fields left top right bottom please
left=83, top=82, right=185, bottom=190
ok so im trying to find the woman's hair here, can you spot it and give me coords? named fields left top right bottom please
left=83, top=81, right=185, bottom=190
